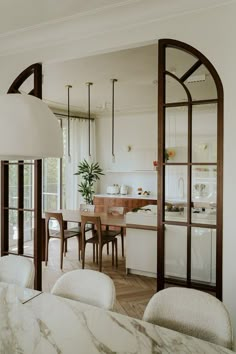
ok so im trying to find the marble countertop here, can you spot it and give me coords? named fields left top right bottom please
left=0, top=286, right=233, bottom=353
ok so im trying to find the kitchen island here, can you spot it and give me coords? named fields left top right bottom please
left=93, top=194, right=157, bottom=213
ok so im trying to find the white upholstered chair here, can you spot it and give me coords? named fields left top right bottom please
left=0, top=255, right=35, bottom=289
left=143, top=287, right=233, bottom=349
left=51, top=269, right=116, bottom=310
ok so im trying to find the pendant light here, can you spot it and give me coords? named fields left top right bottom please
left=86, top=82, right=93, bottom=157
left=111, top=78, right=118, bottom=162
left=65, top=84, right=72, bottom=159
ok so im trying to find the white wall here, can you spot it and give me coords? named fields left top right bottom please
left=96, top=111, right=157, bottom=195
left=0, top=1, right=235, bottom=347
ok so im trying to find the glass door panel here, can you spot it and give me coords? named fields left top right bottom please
left=192, top=165, right=217, bottom=225
left=165, top=225, right=187, bottom=279
left=9, top=164, right=18, bottom=208
left=191, top=227, right=216, bottom=285
left=165, top=165, right=187, bottom=222
left=166, top=75, right=188, bottom=104
left=185, top=65, right=217, bottom=101
left=165, top=106, right=188, bottom=163
left=192, top=104, right=217, bottom=163
left=9, top=210, right=18, bottom=253
left=24, top=164, right=34, bottom=209
left=23, top=211, right=34, bottom=256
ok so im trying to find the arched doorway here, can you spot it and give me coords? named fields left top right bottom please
left=157, top=39, right=223, bottom=299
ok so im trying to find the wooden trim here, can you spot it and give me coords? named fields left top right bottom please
left=34, top=160, right=42, bottom=290
left=164, top=99, right=218, bottom=108
left=157, top=40, right=166, bottom=291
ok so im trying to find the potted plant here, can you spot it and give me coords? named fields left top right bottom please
left=74, top=159, right=104, bottom=204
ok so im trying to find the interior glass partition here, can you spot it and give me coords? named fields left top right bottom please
left=157, top=39, right=223, bottom=299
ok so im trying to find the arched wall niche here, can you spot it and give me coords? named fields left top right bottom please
left=157, top=38, right=223, bottom=300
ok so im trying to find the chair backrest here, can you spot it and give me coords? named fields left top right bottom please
left=107, top=206, right=124, bottom=216
left=0, top=255, right=35, bottom=289
left=51, top=269, right=116, bottom=310
left=80, top=204, right=95, bottom=212
left=81, top=214, right=102, bottom=241
left=143, top=287, right=233, bottom=349
left=45, top=212, right=64, bottom=238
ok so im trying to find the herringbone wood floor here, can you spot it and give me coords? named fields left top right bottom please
left=42, top=236, right=156, bottom=319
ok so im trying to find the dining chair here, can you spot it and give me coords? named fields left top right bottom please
left=51, top=269, right=116, bottom=310
left=106, top=206, right=125, bottom=257
left=0, top=255, right=35, bottom=288
left=45, top=212, right=81, bottom=270
left=81, top=215, right=118, bottom=272
left=143, top=287, right=233, bottom=349
left=67, top=204, right=95, bottom=234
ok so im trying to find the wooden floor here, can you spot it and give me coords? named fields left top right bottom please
left=42, top=236, right=156, bottom=319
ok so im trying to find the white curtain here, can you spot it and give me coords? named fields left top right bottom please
left=65, top=118, right=96, bottom=209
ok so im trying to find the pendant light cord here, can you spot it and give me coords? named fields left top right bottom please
left=111, top=79, right=118, bottom=160
left=66, top=85, right=72, bottom=158
left=86, top=82, right=93, bottom=157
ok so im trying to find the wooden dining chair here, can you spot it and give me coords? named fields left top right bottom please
left=45, top=212, right=81, bottom=270
left=81, top=215, right=118, bottom=272
left=106, top=206, right=125, bottom=257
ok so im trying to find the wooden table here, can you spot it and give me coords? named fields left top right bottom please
left=57, top=209, right=126, bottom=228
left=0, top=282, right=233, bottom=354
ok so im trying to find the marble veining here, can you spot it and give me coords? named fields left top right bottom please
left=0, top=285, right=233, bottom=354
left=23, top=293, right=233, bottom=354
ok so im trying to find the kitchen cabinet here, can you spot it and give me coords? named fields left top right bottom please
left=93, top=195, right=157, bottom=213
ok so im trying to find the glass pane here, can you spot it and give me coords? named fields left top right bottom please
left=165, top=166, right=187, bottom=222
left=191, top=227, right=216, bottom=285
left=185, top=65, right=217, bottom=101
left=165, top=106, right=188, bottom=163
left=165, top=225, right=187, bottom=279
left=9, top=210, right=18, bottom=253
left=43, top=158, right=60, bottom=211
left=192, top=166, right=217, bottom=225
left=24, top=211, right=34, bottom=256
left=24, top=164, right=34, bottom=209
left=166, top=75, right=188, bottom=104
left=166, top=47, right=197, bottom=80
left=192, top=104, right=217, bottom=163
left=9, top=164, right=18, bottom=208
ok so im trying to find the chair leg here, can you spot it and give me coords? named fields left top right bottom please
left=115, top=239, right=118, bottom=267
left=121, top=228, right=124, bottom=257
left=77, top=236, right=80, bottom=261
left=96, top=244, right=98, bottom=264
left=65, top=239, right=68, bottom=253
left=99, top=244, right=102, bottom=272
left=82, top=243, right=86, bottom=269
left=111, top=241, right=114, bottom=266
left=93, top=244, right=95, bottom=263
left=60, top=238, right=64, bottom=270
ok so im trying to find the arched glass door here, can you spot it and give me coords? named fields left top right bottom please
left=157, top=39, right=223, bottom=299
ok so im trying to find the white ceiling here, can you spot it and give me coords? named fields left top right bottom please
left=0, top=0, right=231, bottom=36
left=0, top=0, right=224, bottom=117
